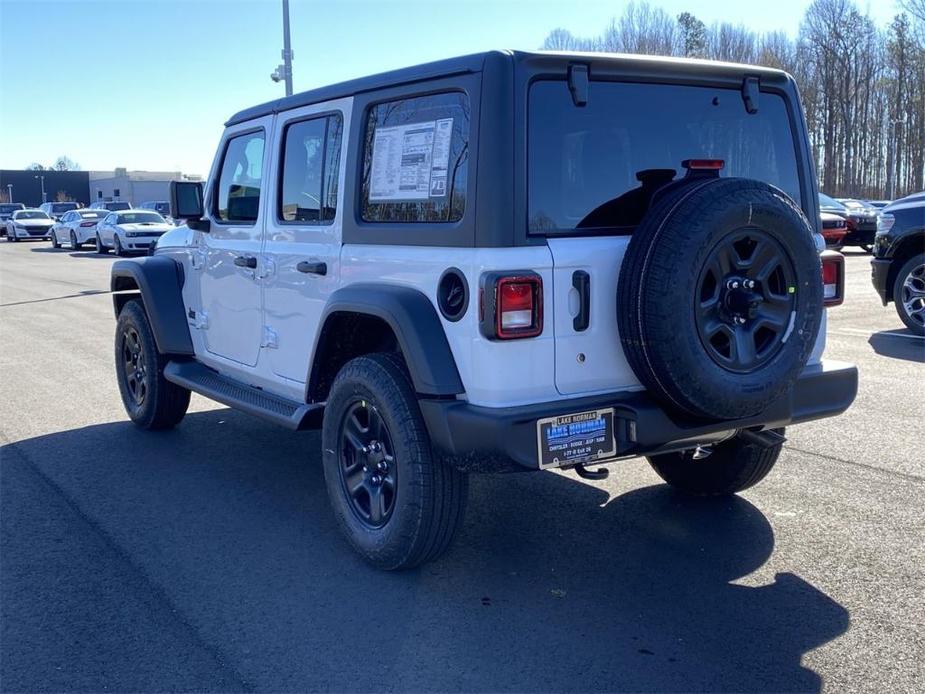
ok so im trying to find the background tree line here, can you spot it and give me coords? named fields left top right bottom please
left=543, top=0, right=925, bottom=200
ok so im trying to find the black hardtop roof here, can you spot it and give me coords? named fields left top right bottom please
left=226, top=49, right=791, bottom=126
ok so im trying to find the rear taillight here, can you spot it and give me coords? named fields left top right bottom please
left=682, top=158, right=725, bottom=171
left=480, top=272, right=543, bottom=339
left=80, top=222, right=96, bottom=227
left=820, top=251, right=844, bottom=307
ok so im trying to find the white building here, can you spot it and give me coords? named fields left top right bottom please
left=88, top=169, right=202, bottom=206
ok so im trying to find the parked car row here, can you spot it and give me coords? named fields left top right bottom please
left=5, top=200, right=176, bottom=256
left=818, top=193, right=882, bottom=252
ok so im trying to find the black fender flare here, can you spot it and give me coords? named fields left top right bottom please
left=110, top=256, right=194, bottom=356
left=315, top=283, right=464, bottom=396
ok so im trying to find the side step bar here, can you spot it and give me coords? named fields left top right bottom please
left=164, top=361, right=322, bottom=430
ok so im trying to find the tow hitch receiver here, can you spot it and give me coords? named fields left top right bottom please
left=574, top=463, right=610, bottom=480
left=737, top=428, right=787, bottom=448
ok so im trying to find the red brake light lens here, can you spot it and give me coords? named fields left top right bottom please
left=80, top=221, right=96, bottom=227
left=820, top=251, right=844, bottom=307
left=480, top=273, right=543, bottom=339
left=682, top=159, right=725, bottom=171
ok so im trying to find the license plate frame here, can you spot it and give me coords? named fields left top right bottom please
left=536, top=407, right=616, bottom=469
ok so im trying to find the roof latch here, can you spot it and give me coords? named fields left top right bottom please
left=568, top=64, right=590, bottom=107
left=741, top=76, right=760, bottom=114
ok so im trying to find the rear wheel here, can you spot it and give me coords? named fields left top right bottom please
left=648, top=429, right=785, bottom=496
left=321, top=353, right=468, bottom=570
left=893, top=253, right=925, bottom=336
left=115, top=300, right=190, bottom=429
left=70, top=230, right=80, bottom=249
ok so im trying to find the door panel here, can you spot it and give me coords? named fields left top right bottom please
left=262, top=99, right=350, bottom=383
left=548, top=236, right=642, bottom=395
left=199, top=121, right=272, bottom=367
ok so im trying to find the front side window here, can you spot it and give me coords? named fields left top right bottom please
left=215, top=130, right=265, bottom=223
left=361, top=91, right=469, bottom=223
left=279, top=113, right=343, bottom=223
left=528, top=80, right=802, bottom=234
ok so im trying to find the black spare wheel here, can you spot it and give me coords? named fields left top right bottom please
left=617, top=178, right=822, bottom=420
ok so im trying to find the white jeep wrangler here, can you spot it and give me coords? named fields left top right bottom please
left=110, top=51, right=857, bottom=569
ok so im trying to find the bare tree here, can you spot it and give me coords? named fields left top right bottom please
left=53, top=156, right=80, bottom=171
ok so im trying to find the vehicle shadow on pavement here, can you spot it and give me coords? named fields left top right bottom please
left=868, top=330, right=925, bottom=362
left=28, top=247, right=108, bottom=259
left=1, top=409, right=849, bottom=693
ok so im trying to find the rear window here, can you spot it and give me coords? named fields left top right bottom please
left=107, top=202, right=131, bottom=211
left=79, top=211, right=105, bottom=219
left=52, top=203, right=78, bottom=212
left=528, top=81, right=803, bottom=234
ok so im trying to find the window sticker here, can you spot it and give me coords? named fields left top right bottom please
left=369, top=118, right=454, bottom=201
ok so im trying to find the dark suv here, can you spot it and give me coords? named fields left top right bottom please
left=871, top=192, right=925, bottom=334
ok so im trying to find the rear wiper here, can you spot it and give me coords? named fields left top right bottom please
left=741, top=76, right=759, bottom=114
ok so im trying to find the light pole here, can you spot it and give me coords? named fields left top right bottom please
left=5, top=184, right=11, bottom=204
left=270, top=0, right=294, bottom=96
left=34, top=174, right=46, bottom=203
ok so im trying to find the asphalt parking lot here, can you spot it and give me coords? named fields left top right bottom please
left=1, top=240, right=922, bottom=693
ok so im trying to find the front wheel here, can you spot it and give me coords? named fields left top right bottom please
left=115, top=300, right=190, bottom=429
left=647, top=429, right=784, bottom=496
left=50, top=230, right=60, bottom=249
left=114, top=235, right=126, bottom=257
left=95, top=233, right=108, bottom=254
left=893, top=254, right=925, bottom=335
left=321, top=353, right=468, bottom=570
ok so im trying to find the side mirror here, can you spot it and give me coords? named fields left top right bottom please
left=169, top=180, right=209, bottom=232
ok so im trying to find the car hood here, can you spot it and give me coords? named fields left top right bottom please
left=116, top=223, right=173, bottom=233
left=820, top=211, right=846, bottom=223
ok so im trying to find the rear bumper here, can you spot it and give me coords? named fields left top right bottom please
left=844, top=227, right=876, bottom=245
left=871, top=258, right=892, bottom=304
left=420, top=360, right=858, bottom=472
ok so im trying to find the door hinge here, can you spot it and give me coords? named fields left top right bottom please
left=258, top=256, right=276, bottom=280
left=261, top=326, right=279, bottom=349
left=188, top=308, right=209, bottom=329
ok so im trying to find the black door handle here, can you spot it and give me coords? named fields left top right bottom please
left=234, top=255, right=257, bottom=269
left=572, top=270, right=590, bottom=331
left=297, top=260, right=327, bottom=276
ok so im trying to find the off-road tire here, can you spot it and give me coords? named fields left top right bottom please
left=893, top=253, right=925, bottom=335
left=322, top=352, right=468, bottom=570
left=647, top=428, right=785, bottom=496
left=115, top=299, right=190, bottom=429
left=617, top=177, right=822, bottom=420
left=95, top=233, right=108, bottom=254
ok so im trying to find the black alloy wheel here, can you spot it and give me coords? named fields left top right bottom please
left=337, top=400, right=397, bottom=528
left=695, top=230, right=797, bottom=374
left=120, top=326, right=148, bottom=407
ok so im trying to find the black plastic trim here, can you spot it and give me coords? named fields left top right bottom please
left=871, top=258, right=892, bottom=305
left=421, top=360, right=857, bottom=472
left=110, top=256, right=194, bottom=356
left=437, top=267, right=469, bottom=322
left=315, top=284, right=464, bottom=395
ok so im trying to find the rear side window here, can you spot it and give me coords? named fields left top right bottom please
left=279, top=113, right=343, bottom=223
left=215, top=130, right=265, bottom=223
left=528, top=81, right=802, bottom=234
left=361, top=92, right=469, bottom=223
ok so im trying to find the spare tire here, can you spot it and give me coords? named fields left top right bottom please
left=617, top=177, right=822, bottom=420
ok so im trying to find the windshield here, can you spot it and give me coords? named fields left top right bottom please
left=117, top=212, right=165, bottom=224
left=107, top=202, right=131, bottom=211
left=15, top=211, right=50, bottom=220
left=52, top=203, right=78, bottom=213
left=528, top=80, right=803, bottom=234
left=819, top=193, right=847, bottom=211
left=0, top=204, right=23, bottom=213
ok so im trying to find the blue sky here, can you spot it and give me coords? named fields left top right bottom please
left=0, top=0, right=901, bottom=175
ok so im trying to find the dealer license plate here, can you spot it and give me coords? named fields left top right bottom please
left=536, top=408, right=616, bottom=469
